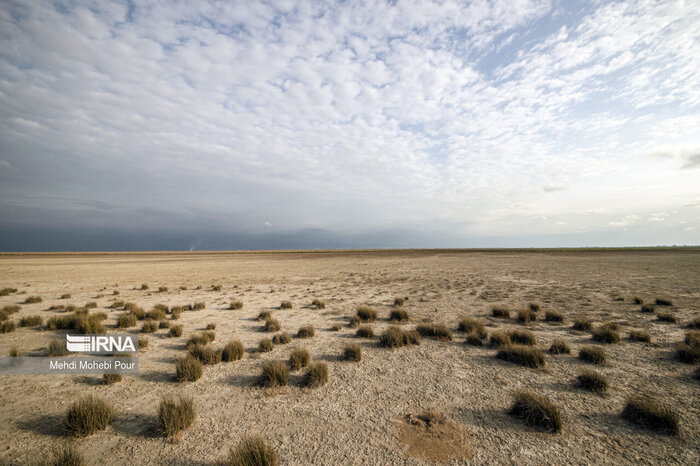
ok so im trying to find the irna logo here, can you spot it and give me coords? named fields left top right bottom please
left=66, top=334, right=137, bottom=354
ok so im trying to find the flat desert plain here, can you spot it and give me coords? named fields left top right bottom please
left=0, top=250, right=699, bottom=465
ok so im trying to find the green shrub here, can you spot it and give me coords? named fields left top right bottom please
left=576, top=369, right=607, bottom=393
left=389, top=309, right=409, bottom=321
left=102, top=373, right=122, bottom=385
left=24, top=296, right=42, bottom=304
left=356, top=306, right=377, bottom=322
left=415, top=323, right=452, bottom=341
left=655, top=298, right=673, bottom=307
left=544, top=310, right=563, bottom=323
left=393, top=297, right=405, bottom=307
left=289, top=347, right=310, bottom=370
left=629, top=329, right=651, bottom=342
left=517, top=309, right=536, bottom=324
left=507, top=390, right=562, bottom=433
left=492, top=307, right=510, bottom=318
left=258, top=338, right=274, bottom=353
left=272, top=332, right=291, bottom=345
left=158, top=396, right=195, bottom=438
left=311, top=299, right=325, bottom=309
left=489, top=331, right=511, bottom=348
left=572, top=318, right=592, bottom=331
left=496, top=345, right=546, bottom=368
left=621, top=396, right=678, bottom=435
left=227, top=435, right=278, bottom=466
left=19, top=315, right=43, bottom=327
left=592, top=326, right=620, bottom=343
left=260, top=361, right=288, bottom=387
left=165, top=324, right=182, bottom=338
left=458, top=317, right=487, bottom=338
left=356, top=325, right=374, bottom=338
left=264, top=318, right=281, bottom=332
left=303, top=361, right=328, bottom=388
left=549, top=338, right=570, bottom=354
left=579, top=345, right=606, bottom=364
left=141, top=320, right=158, bottom=333
left=230, top=300, right=243, bottom=310
left=344, top=344, right=362, bottom=362
left=280, top=301, right=292, bottom=309
left=297, top=325, right=315, bottom=338
left=509, top=330, right=536, bottom=346
left=657, top=313, right=677, bottom=323
left=222, top=340, right=244, bottom=361
left=640, top=304, right=655, bottom=313
left=176, top=355, right=202, bottom=382
left=65, top=396, right=113, bottom=437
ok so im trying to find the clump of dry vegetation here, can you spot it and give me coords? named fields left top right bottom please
left=158, top=396, right=195, bottom=438
left=330, top=324, right=342, bottom=331
left=9, top=346, right=20, bottom=357
left=356, top=306, right=378, bottom=322
left=158, top=286, right=168, bottom=293
left=654, top=298, right=673, bottom=307
left=188, top=331, right=216, bottom=348
left=576, top=369, right=608, bottom=393
left=629, top=329, right=651, bottom=342
left=509, top=330, right=536, bottom=346
left=146, top=308, right=166, bottom=321
left=517, top=308, right=537, bottom=324
left=311, top=299, right=325, bottom=309
left=492, top=307, right=510, bottom=318
left=102, top=373, right=122, bottom=385
left=544, top=310, right=564, bottom=323
left=48, top=338, right=68, bottom=356
left=640, top=304, right=655, bottom=313
left=496, top=346, right=546, bottom=368
left=344, top=343, right=362, bottom=361
left=549, top=338, right=571, bottom=354
left=489, top=331, right=511, bottom=348
left=592, top=325, right=620, bottom=343
left=686, top=316, right=700, bottom=329
left=176, top=355, right=203, bottom=382
left=379, top=326, right=421, bottom=348
left=230, top=300, right=243, bottom=310
left=46, top=444, right=84, bottom=466
left=65, top=396, right=113, bottom=437
left=257, top=311, right=272, bottom=321
left=222, top=340, right=245, bottom=361
left=356, top=325, right=374, bottom=338
left=19, top=315, right=43, bottom=327
left=280, top=301, right=292, bottom=309
left=304, top=361, right=328, bottom=388
left=24, top=295, right=42, bottom=304
left=212, top=284, right=222, bottom=291
left=138, top=336, right=149, bottom=349
left=117, top=313, right=137, bottom=328
left=289, top=347, right=311, bottom=370
left=141, top=320, right=158, bottom=333
left=272, top=332, right=291, bottom=345
left=227, top=435, right=278, bottom=466
left=458, top=317, right=487, bottom=338
left=264, top=318, right=281, bottom=332
left=657, top=312, right=677, bottom=323
left=159, top=320, right=170, bottom=329
left=621, top=396, right=679, bottom=435
left=415, top=323, right=453, bottom=341
left=261, top=361, right=289, bottom=387
left=348, top=315, right=361, bottom=328
left=528, top=303, right=540, bottom=312
left=258, top=338, right=274, bottom=353
left=0, top=321, right=15, bottom=333
left=579, top=345, right=606, bottom=364
left=84, top=302, right=97, bottom=309
left=673, top=331, right=700, bottom=363
left=0, top=287, right=18, bottom=296
left=465, top=333, right=485, bottom=346
left=389, top=309, right=409, bottom=321
left=393, top=297, right=405, bottom=307
left=572, top=318, right=592, bottom=331
left=507, top=390, right=562, bottom=433
left=189, top=344, right=222, bottom=365
left=297, top=325, right=315, bottom=338
left=633, top=296, right=643, bottom=304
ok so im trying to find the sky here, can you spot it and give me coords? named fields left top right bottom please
left=0, top=0, right=699, bottom=251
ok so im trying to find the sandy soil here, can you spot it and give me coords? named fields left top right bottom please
left=0, top=250, right=698, bottom=465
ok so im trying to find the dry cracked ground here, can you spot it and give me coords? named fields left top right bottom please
left=0, top=250, right=699, bottom=465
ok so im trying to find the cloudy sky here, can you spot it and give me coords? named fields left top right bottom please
left=1, top=0, right=699, bottom=250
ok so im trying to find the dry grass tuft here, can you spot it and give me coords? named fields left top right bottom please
left=544, top=310, right=564, bottom=323
left=496, top=346, right=546, bottom=368
left=47, top=444, right=85, bottom=465
left=654, top=298, right=673, bottom=307
left=257, top=311, right=271, bottom=321
left=258, top=338, right=274, bottom=353
left=303, top=361, right=328, bottom=388
left=330, top=324, right=342, bottom=331
left=393, top=297, right=405, bottom=307
left=227, top=435, right=278, bottom=466
left=572, top=318, right=592, bottom=331
left=158, top=396, right=195, bottom=438
left=592, top=326, right=620, bottom=343
left=102, top=373, right=122, bottom=385
left=629, top=329, right=651, bottom=342
left=297, top=325, right=315, bottom=338
left=24, top=296, right=42, bottom=304
left=657, top=312, right=677, bottom=323
left=348, top=315, right=361, bottom=328
left=579, top=345, right=606, bottom=364
left=507, top=390, right=562, bottom=433
left=640, top=304, right=655, bottom=313
left=48, top=338, right=68, bottom=356
left=356, top=325, right=374, bottom=338
left=189, top=344, right=222, bottom=365
left=576, top=369, right=607, bottom=393
left=19, top=315, right=43, bottom=327
left=390, top=309, right=409, bottom=321
left=311, top=299, right=326, bottom=309
left=117, top=313, right=137, bottom=328
left=230, top=300, right=243, bottom=310
left=549, top=338, right=571, bottom=354
left=65, top=396, right=113, bottom=437
left=489, top=331, right=511, bottom=348
left=261, top=361, right=289, bottom=387
left=356, top=306, right=378, bottom=322
left=344, top=343, right=362, bottom=361
left=167, top=325, right=183, bottom=338
left=289, top=347, right=310, bottom=370
left=458, top=317, right=487, bottom=338
left=176, top=355, right=203, bottom=382
left=415, top=323, right=453, bottom=341
left=517, top=308, right=537, bottom=324
left=509, top=330, right=536, bottom=346
left=264, top=318, right=280, bottom=332
left=222, top=340, right=245, bottom=361
left=621, top=396, right=679, bottom=435
left=465, top=333, right=484, bottom=346
left=491, top=307, right=510, bottom=318
left=141, top=320, right=158, bottom=333
left=280, top=301, right=292, bottom=309
left=272, top=332, right=291, bottom=345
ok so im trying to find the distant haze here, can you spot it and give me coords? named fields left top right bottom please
left=1, top=1, right=699, bottom=251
